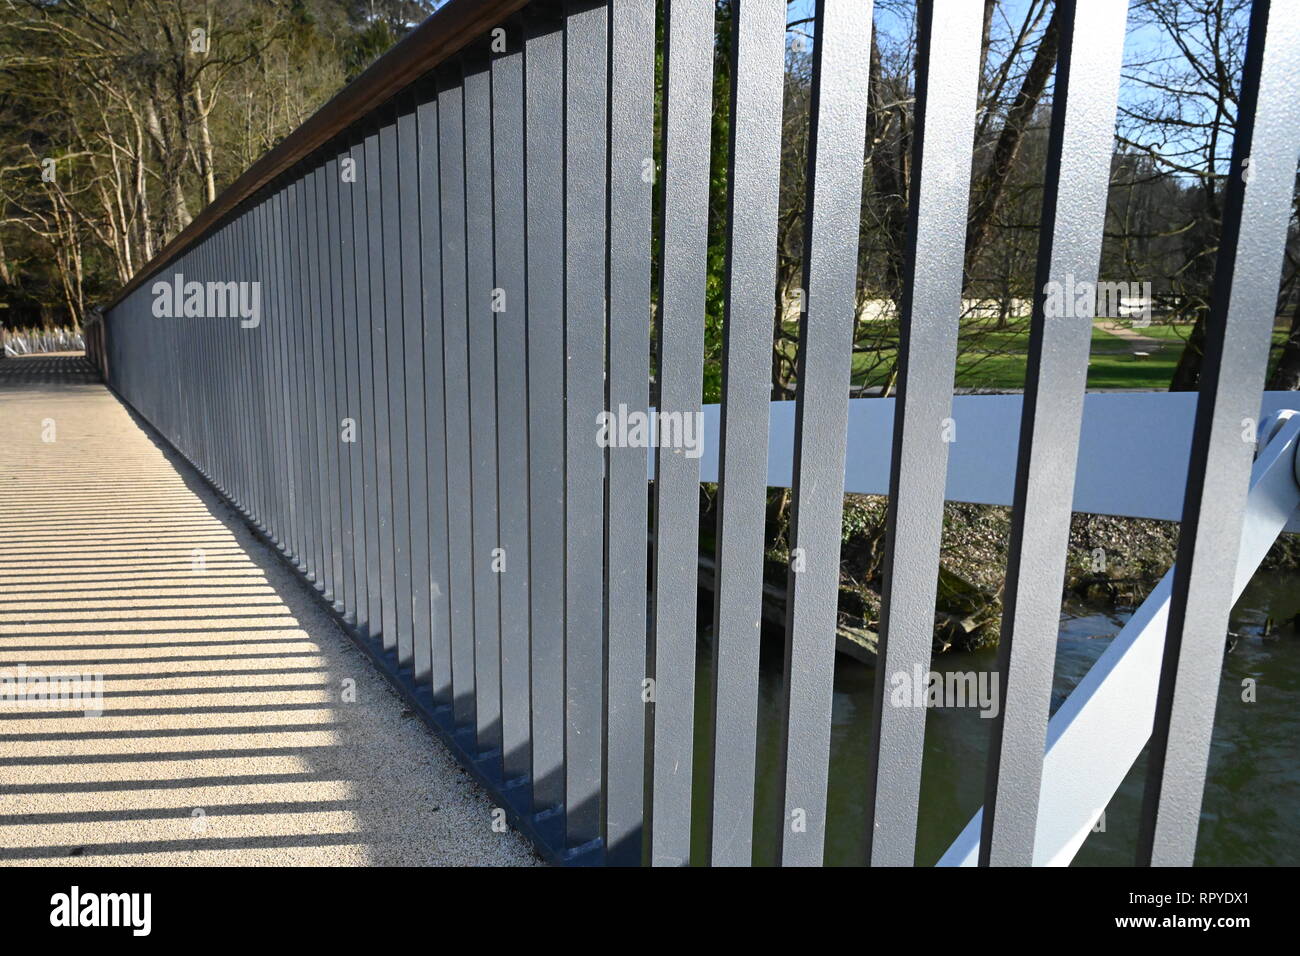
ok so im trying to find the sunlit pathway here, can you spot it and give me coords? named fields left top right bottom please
left=0, top=354, right=540, bottom=866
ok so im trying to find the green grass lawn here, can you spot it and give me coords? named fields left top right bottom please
left=839, top=320, right=1290, bottom=392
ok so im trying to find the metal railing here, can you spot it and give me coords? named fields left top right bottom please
left=942, top=408, right=1300, bottom=866
left=2, top=328, right=86, bottom=357
left=100, top=0, right=1300, bottom=866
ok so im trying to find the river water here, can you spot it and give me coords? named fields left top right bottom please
left=686, top=569, right=1300, bottom=865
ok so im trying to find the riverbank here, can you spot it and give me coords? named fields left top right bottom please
left=729, top=492, right=1300, bottom=656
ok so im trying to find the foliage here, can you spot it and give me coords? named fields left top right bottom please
left=0, top=0, right=434, bottom=329
left=2, top=0, right=1296, bottom=392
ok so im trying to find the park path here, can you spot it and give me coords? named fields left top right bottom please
left=0, top=353, right=539, bottom=866
left=1094, top=319, right=1162, bottom=351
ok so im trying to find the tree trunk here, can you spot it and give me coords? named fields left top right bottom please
left=866, top=30, right=906, bottom=296
left=980, top=0, right=996, bottom=77
left=964, top=4, right=1061, bottom=286
left=1267, top=310, right=1300, bottom=389
left=194, top=84, right=218, bottom=206
left=1169, top=312, right=1207, bottom=391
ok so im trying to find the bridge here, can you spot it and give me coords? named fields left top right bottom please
left=5, top=0, right=1300, bottom=866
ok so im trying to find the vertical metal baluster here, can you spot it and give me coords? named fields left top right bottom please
left=417, top=83, right=454, bottom=708
left=563, top=0, right=609, bottom=856
left=212, top=226, right=231, bottom=498
left=252, top=196, right=277, bottom=548
left=295, top=168, right=321, bottom=586
left=292, top=173, right=312, bottom=576
left=227, top=221, right=244, bottom=505
left=708, top=0, right=785, bottom=868
left=1138, top=0, right=1300, bottom=867
left=437, top=63, right=479, bottom=729
left=491, top=20, right=533, bottom=796
left=266, top=189, right=289, bottom=553
left=352, top=132, right=382, bottom=640
left=337, top=147, right=366, bottom=635
left=233, top=209, right=256, bottom=523
left=381, top=103, right=415, bottom=668
left=293, top=171, right=314, bottom=580
left=317, top=160, right=345, bottom=613
left=398, top=91, right=433, bottom=687
left=979, top=0, right=1128, bottom=867
left=605, top=0, right=655, bottom=867
left=465, top=51, right=505, bottom=769
left=277, top=183, right=303, bottom=570
left=649, top=0, right=715, bottom=869
left=250, top=203, right=267, bottom=527
left=777, top=0, right=871, bottom=868
left=365, top=126, right=396, bottom=652
left=864, top=0, right=981, bottom=866
left=325, top=149, right=354, bottom=620
left=305, top=165, right=331, bottom=596
left=523, top=0, right=567, bottom=828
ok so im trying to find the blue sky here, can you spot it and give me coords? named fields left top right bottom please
left=781, top=0, right=1245, bottom=178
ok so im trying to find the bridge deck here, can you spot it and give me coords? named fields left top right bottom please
left=0, top=354, right=538, bottom=865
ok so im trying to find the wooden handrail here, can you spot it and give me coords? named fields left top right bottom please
left=104, top=0, right=530, bottom=312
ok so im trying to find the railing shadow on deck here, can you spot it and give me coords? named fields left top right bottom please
left=0, top=382, right=537, bottom=865
left=0, top=354, right=101, bottom=387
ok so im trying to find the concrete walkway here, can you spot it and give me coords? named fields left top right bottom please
left=0, top=353, right=539, bottom=866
